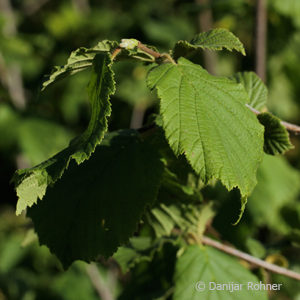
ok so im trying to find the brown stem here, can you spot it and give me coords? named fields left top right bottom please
left=202, top=236, right=300, bottom=281
left=23, top=0, right=50, bottom=15
left=130, top=103, right=146, bottom=129
left=111, top=48, right=121, bottom=61
left=137, top=42, right=161, bottom=59
left=0, top=0, right=26, bottom=110
left=72, top=0, right=90, bottom=14
left=255, top=0, right=267, bottom=82
left=119, top=40, right=300, bottom=135
left=0, top=0, right=17, bottom=36
left=196, top=0, right=217, bottom=75
left=86, top=263, right=115, bottom=300
left=246, top=104, right=300, bottom=134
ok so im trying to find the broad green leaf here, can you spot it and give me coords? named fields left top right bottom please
left=147, top=57, right=264, bottom=200
left=248, top=155, right=300, bottom=233
left=173, top=28, right=245, bottom=60
left=173, top=245, right=268, bottom=300
left=257, top=112, right=294, bottom=155
left=27, top=130, right=164, bottom=268
left=13, top=53, right=115, bottom=215
left=42, top=40, right=118, bottom=89
left=231, top=71, right=267, bottom=111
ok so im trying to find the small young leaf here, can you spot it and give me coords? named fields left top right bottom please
left=257, top=112, right=294, bottom=155
left=27, top=130, right=164, bottom=268
left=173, top=28, right=245, bottom=60
left=147, top=57, right=264, bottom=200
left=42, top=40, right=118, bottom=90
left=13, top=52, right=115, bottom=215
left=173, top=245, right=268, bottom=300
left=231, top=71, right=267, bottom=111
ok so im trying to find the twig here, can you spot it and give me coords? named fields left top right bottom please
left=72, top=0, right=90, bottom=14
left=246, top=104, right=300, bottom=134
left=0, top=0, right=17, bottom=36
left=130, top=103, right=146, bottom=129
left=255, top=0, right=267, bottom=82
left=202, top=236, right=300, bottom=281
left=22, top=0, right=51, bottom=16
left=0, top=0, right=26, bottom=110
left=196, top=0, right=217, bottom=74
left=111, top=48, right=122, bottom=61
left=115, top=41, right=300, bottom=135
left=137, top=42, right=161, bottom=59
left=86, top=263, right=115, bottom=300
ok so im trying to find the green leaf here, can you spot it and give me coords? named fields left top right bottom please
left=147, top=57, right=264, bottom=200
left=146, top=168, right=203, bottom=238
left=114, top=236, right=175, bottom=274
left=257, top=112, right=294, bottom=155
left=27, top=130, right=164, bottom=268
left=114, top=237, right=154, bottom=273
left=42, top=40, right=118, bottom=90
left=13, top=52, right=115, bottom=215
left=173, top=245, right=268, bottom=300
left=231, top=71, right=267, bottom=111
left=173, top=28, right=245, bottom=60
left=248, top=155, right=300, bottom=233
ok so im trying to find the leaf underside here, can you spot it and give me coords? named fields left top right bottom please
left=173, top=28, right=245, bottom=60
left=28, top=130, right=164, bottom=268
left=173, top=245, right=268, bottom=300
left=147, top=57, right=264, bottom=200
left=42, top=40, right=119, bottom=90
left=257, top=112, right=294, bottom=155
left=13, top=52, right=115, bottom=215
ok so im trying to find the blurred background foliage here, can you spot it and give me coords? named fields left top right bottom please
left=0, top=0, right=300, bottom=299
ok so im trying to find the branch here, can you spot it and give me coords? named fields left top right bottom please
left=23, top=0, right=51, bottom=16
left=196, top=0, right=217, bottom=74
left=255, top=0, right=267, bottom=82
left=0, top=0, right=17, bottom=35
left=112, top=41, right=300, bottom=135
left=86, top=263, right=115, bottom=300
left=202, top=236, right=300, bottom=281
left=111, top=41, right=175, bottom=64
left=246, top=104, right=300, bottom=134
left=137, top=42, right=161, bottom=59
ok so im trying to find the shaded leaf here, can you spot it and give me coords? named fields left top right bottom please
left=173, top=245, right=268, bottom=300
left=146, top=168, right=203, bottom=238
left=114, top=236, right=175, bottom=274
left=27, top=130, right=164, bottom=268
left=257, top=112, right=294, bottom=155
left=13, top=53, right=115, bottom=215
left=173, top=28, right=245, bottom=60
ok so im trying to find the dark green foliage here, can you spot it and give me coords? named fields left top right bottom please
left=28, top=130, right=164, bottom=267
